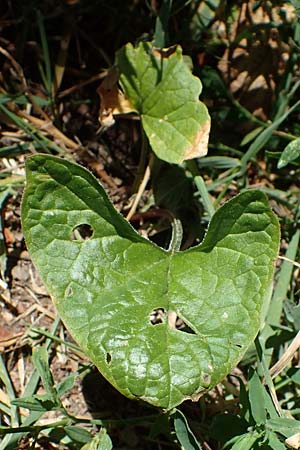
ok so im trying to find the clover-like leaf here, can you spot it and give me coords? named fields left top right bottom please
left=116, top=42, right=211, bottom=164
left=21, top=155, right=280, bottom=410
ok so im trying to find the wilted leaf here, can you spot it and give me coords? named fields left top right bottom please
left=116, top=42, right=210, bottom=164
left=286, top=432, right=300, bottom=449
left=22, top=155, right=280, bottom=410
left=97, top=67, right=136, bottom=128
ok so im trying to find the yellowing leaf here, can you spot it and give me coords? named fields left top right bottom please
left=286, top=433, right=300, bottom=450
left=97, top=67, right=136, bottom=128
left=116, top=42, right=211, bottom=164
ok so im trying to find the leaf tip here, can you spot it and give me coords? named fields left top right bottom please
left=277, top=159, right=286, bottom=169
left=182, top=116, right=211, bottom=162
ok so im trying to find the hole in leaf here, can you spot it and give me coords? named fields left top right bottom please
left=235, top=344, right=242, bottom=349
left=150, top=308, right=166, bottom=325
left=65, top=286, right=73, bottom=297
left=106, top=353, right=112, bottom=364
left=170, top=313, right=196, bottom=335
left=71, top=224, right=94, bottom=241
left=149, top=309, right=196, bottom=334
left=203, top=374, right=211, bottom=386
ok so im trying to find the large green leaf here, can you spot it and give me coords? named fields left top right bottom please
left=116, top=42, right=210, bottom=164
left=21, top=155, right=280, bottom=410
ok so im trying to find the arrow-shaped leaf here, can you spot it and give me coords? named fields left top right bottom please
left=21, top=155, right=280, bottom=410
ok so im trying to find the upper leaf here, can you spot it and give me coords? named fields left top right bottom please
left=21, top=155, right=280, bottom=410
left=116, top=42, right=211, bottom=164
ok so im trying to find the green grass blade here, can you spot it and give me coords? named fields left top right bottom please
left=36, top=10, right=52, bottom=97
left=0, top=318, right=61, bottom=450
left=29, top=327, right=83, bottom=353
left=0, top=356, right=19, bottom=427
left=194, top=175, right=215, bottom=219
left=0, top=189, right=10, bottom=283
left=248, top=369, right=267, bottom=425
left=31, top=347, right=58, bottom=403
left=241, top=100, right=300, bottom=173
left=153, top=0, right=173, bottom=47
left=230, top=431, right=261, bottom=450
left=0, top=103, right=68, bottom=156
left=0, top=143, right=31, bottom=158
left=261, top=229, right=300, bottom=366
left=268, top=229, right=300, bottom=327
left=0, top=103, right=49, bottom=153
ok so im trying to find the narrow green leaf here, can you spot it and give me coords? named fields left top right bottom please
left=267, top=417, right=300, bottom=438
left=173, top=410, right=202, bottom=450
left=288, top=368, right=300, bottom=385
left=0, top=104, right=49, bottom=153
left=22, top=155, right=280, bottom=409
left=261, top=229, right=300, bottom=365
left=278, top=137, right=300, bottom=168
left=0, top=142, right=31, bottom=158
left=197, top=156, right=240, bottom=169
left=267, top=432, right=287, bottom=450
left=55, top=374, right=76, bottom=397
left=32, top=346, right=57, bottom=403
left=271, top=230, right=300, bottom=318
left=254, top=336, right=280, bottom=420
left=248, top=369, right=267, bottom=425
left=37, top=10, right=52, bottom=96
left=12, top=394, right=57, bottom=412
left=241, top=100, right=300, bottom=172
left=0, top=318, right=61, bottom=450
left=194, top=176, right=215, bottom=219
left=0, top=189, right=10, bottom=284
left=65, top=426, right=91, bottom=444
left=191, top=0, right=220, bottom=31
left=263, top=385, right=278, bottom=420
left=230, top=431, right=260, bottom=450
left=116, top=42, right=210, bottom=164
left=0, top=401, right=11, bottom=416
left=239, top=377, right=251, bottom=422
left=241, top=127, right=264, bottom=147
left=80, top=429, right=113, bottom=450
left=153, top=0, right=173, bottom=47
left=0, top=355, right=19, bottom=426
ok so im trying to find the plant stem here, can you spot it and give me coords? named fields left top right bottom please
left=168, top=218, right=183, bottom=253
